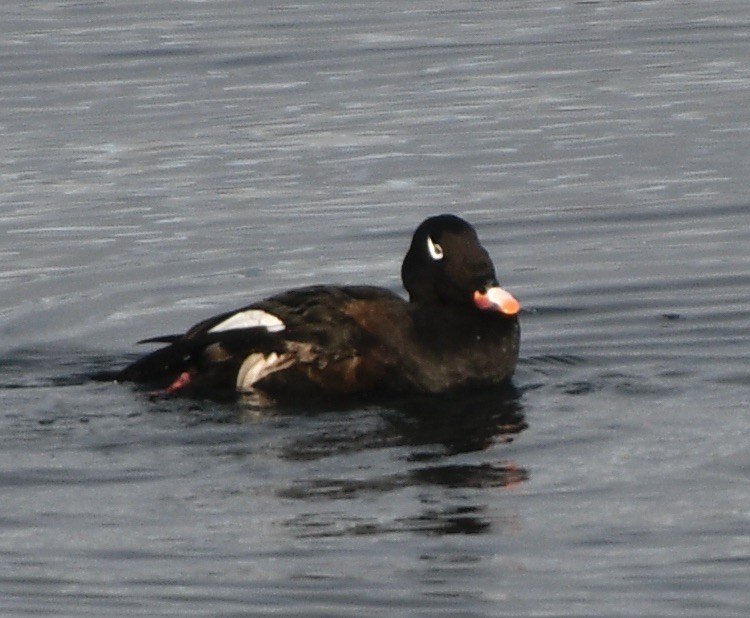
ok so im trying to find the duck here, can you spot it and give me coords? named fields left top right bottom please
left=116, top=214, right=520, bottom=401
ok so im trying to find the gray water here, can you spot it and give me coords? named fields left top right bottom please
left=2, top=1, right=749, bottom=616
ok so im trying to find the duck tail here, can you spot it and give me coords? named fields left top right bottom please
left=116, top=337, right=187, bottom=384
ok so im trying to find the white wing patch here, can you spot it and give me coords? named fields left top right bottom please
left=236, top=352, right=295, bottom=393
left=208, top=309, right=285, bottom=334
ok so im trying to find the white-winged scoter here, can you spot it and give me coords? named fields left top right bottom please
left=117, top=214, right=520, bottom=401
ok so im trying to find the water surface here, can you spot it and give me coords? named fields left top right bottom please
left=1, top=1, right=749, bottom=616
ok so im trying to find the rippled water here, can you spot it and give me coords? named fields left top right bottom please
left=2, top=1, right=749, bottom=616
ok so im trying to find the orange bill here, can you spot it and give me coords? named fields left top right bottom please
left=473, top=287, right=520, bottom=316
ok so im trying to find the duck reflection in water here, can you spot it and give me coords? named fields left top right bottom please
left=275, top=384, right=527, bottom=537
left=385, top=382, right=527, bottom=458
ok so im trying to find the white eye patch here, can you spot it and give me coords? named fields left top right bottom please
left=426, top=235, right=444, bottom=261
left=208, top=309, right=285, bottom=333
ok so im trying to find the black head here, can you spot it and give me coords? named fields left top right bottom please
left=401, top=214, right=519, bottom=315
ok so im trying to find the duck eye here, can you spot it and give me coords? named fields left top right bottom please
left=426, top=236, right=444, bottom=261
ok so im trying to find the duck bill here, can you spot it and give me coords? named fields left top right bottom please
left=473, top=286, right=520, bottom=316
